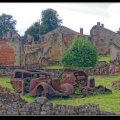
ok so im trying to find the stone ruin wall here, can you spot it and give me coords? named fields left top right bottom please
left=25, top=48, right=42, bottom=66
left=0, top=86, right=117, bottom=115
left=0, top=28, right=99, bottom=67
left=41, top=32, right=76, bottom=61
left=91, top=27, right=120, bottom=55
left=109, top=33, right=120, bottom=61
left=22, top=32, right=75, bottom=66
left=0, top=60, right=119, bottom=77
left=24, top=44, right=41, bottom=54
left=110, top=44, right=120, bottom=61
left=41, top=33, right=60, bottom=61
left=23, top=44, right=42, bottom=66
left=98, top=28, right=117, bottom=54
left=0, top=38, right=24, bottom=66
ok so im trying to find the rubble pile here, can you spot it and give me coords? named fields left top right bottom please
left=111, top=80, right=120, bottom=90
left=0, top=85, right=117, bottom=115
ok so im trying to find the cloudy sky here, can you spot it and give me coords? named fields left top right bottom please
left=0, top=2, right=120, bottom=36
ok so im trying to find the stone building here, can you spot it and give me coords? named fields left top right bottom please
left=90, top=22, right=120, bottom=55
left=25, top=34, right=35, bottom=45
left=1, top=23, right=120, bottom=67
left=0, top=30, right=24, bottom=66
left=109, top=34, right=120, bottom=61
left=40, top=26, right=90, bottom=62
left=22, top=26, right=91, bottom=66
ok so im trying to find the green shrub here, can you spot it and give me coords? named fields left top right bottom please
left=74, top=89, right=82, bottom=95
left=60, top=36, right=98, bottom=68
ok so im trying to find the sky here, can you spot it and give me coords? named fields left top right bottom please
left=0, top=2, right=120, bottom=36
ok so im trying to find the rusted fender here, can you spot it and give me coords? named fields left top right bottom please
left=29, top=78, right=38, bottom=92
left=29, top=82, right=61, bottom=96
left=11, top=79, right=22, bottom=92
left=60, top=83, right=74, bottom=96
left=61, top=74, right=76, bottom=85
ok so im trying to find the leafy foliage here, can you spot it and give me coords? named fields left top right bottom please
left=116, top=28, right=120, bottom=34
left=0, top=13, right=17, bottom=38
left=40, top=8, right=62, bottom=35
left=74, top=89, right=82, bottom=95
left=23, top=8, right=62, bottom=42
left=60, top=36, right=98, bottom=68
left=24, top=22, right=39, bottom=42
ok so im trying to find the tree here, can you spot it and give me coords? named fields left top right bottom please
left=60, top=36, right=98, bottom=68
left=0, top=13, right=17, bottom=38
left=24, top=22, right=40, bottom=42
left=40, top=8, right=62, bottom=35
left=116, top=28, right=120, bottom=35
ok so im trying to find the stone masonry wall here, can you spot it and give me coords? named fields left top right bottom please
left=24, top=44, right=41, bottom=54
left=0, top=86, right=117, bottom=115
left=23, top=44, right=42, bottom=66
left=110, top=44, right=120, bottom=61
left=109, top=33, right=120, bottom=61
left=91, top=25, right=120, bottom=55
left=0, top=60, right=119, bottom=77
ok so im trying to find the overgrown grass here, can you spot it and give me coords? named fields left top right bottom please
left=0, top=76, right=14, bottom=92
left=43, top=65, right=64, bottom=69
left=0, top=76, right=35, bottom=103
left=1, top=71, right=120, bottom=114
left=51, top=73, right=120, bottom=114
left=44, top=55, right=110, bottom=70
left=98, top=55, right=110, bottom=63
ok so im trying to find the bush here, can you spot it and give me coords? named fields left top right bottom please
left=60, top=36, right=98, bottom=68
left=74, top=89, right=82, bottom=95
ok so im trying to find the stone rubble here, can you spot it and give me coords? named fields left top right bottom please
left=111, top=80, right=120, bottom=90
left=0, top=85, right=118, bottom=115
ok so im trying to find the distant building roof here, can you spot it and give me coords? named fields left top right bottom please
left=41, top=25, right=90, bottom=37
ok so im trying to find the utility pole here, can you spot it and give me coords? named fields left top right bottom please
left=37, top=19, right=42, bottom=68
left=38, top=19, right=41, bottom=43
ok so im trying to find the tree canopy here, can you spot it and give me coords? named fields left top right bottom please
left=60, top=36, right=98, bottom=68
left=0, top=13, right=17, bottom=38
left=23, top=8, right=62, bottom=42
left=116, top=28, right=120, bottom=35
left=23, top=22, right=39, bottom=42
left=40, top=8, right=62, bottom=35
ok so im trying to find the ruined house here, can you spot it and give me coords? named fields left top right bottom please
left=25, top=34, right=35, bottom=45
left=40, top=26, right=90, bottom=63
left=109, top=34, right=120, bottom=61
left=2, top=23, right=120, bottom=67
left=90, top=22, right=120, bottom=55
left=23, top=36, right=42, bottom=66
left=0, top=30, right=24, bottom=66
left=23, top=26, right=91, bottom=66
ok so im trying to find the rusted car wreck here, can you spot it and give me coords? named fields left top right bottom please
left=10, top=69, right=112, bottom=98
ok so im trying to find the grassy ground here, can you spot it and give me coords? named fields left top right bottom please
left=44, top=55, right=110, bottom=70
left=0, top=77, right=35, bottom=102
left=51, top=74, right=120, bottom=114
left=43, top=65, right=64, bottom=69
left=0, top=73, right=120, bottom=114
left=98, top=55, right=110, bottom=63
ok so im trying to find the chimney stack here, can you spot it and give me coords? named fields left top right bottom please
left=97, top=22, right=100, bottom=28
left=101, top=24, right=104, bottom=28
left=80, top=28, right=83, bottom=36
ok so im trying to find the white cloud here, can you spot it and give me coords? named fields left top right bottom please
left=105, top=3, right=120, bottom=32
